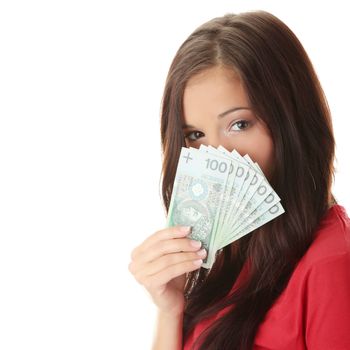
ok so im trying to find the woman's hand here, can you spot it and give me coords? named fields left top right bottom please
left=128, top=226, right=206, bottom=317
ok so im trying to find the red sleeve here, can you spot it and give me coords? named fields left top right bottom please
left=305, top=252, right=350, bottom=349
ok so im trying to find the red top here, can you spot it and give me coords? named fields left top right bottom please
left=183, top=205, right=350, bottom=350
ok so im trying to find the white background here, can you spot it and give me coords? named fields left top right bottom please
left=0, top=1, right=349, bottom=349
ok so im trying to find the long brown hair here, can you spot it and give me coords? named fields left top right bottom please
left=160, top=11, right=335, bottom=350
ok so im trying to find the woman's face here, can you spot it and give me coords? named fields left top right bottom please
left=182, top=66, right=275, bottom=178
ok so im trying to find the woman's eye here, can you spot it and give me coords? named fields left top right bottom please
left=230, top=120, right=250, bottom=131
left=185, top=131, right=204, bottom=141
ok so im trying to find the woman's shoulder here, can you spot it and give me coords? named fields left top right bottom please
left=277, top=205, right=350, bottom=349
left=299, top=204, right=350, bottom=271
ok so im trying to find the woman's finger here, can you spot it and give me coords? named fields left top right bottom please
left=136, top=249, right=207, bottom=278
left=131, top=226, right=192, bottom=260
left=135, top=237, right=202, bottom=265
left=145, top=258, right=204, bottom=291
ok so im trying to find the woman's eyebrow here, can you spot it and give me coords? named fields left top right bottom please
left=182, top=107, right=251, bottom=129
left=218, top=107, right=251, bottom=118
left=182, top=123, right=195, bottom=129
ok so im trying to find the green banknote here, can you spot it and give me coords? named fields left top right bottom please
left=167, top=146, right=285, bottom=268
left=167, top=147, right=231, bottom=268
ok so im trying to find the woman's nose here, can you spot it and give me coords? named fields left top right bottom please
left=206, top=134, right=232, bottom=151
left=206, top=133, right=221, bottom=148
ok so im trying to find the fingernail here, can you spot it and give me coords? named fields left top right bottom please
left=197, top=249, right=207, bottom=257
left=193, top=259, right=203, bottom=266
left=178, top=226, right=192, bottom=234
left=190, top=240, right=201, bottom=248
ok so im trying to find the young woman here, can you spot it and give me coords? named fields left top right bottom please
left=128, top=10, right=350, bottom=350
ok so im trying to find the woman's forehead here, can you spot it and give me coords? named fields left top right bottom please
left=183, top=67, right=249, bottom=119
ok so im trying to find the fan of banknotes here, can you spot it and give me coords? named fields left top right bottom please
left=167, top=145, right=285, bottom=269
